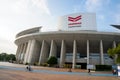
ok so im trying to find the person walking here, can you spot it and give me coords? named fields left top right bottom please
left=26, top=64, right=32, bottom=71
left=88, top=69, right=91, bottom=74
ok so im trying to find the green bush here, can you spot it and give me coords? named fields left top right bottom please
left=33, top=62, right=39, bottom=66
left=47, top=56, right=57, bottom=67
left=25, top=62, right=29, bottom=65
left=19, top=61, right=23, bottom=64
left=41, top=63, right=48, bottom=67
left=63, top=64, right=72, bottom=68
left=96, top=65, right=112, bottom=71
left=75, top=65, right=81, bottom=69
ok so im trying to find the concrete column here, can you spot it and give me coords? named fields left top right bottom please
left=18, top=44, right=24, bottom=61
left=16, top=45, right=21, bottom=61
left=27, top=39, right=41, bottom=64
left=27, top=40, right=36, bottom=64
left=113, top=41, right=117, bottom=63
left=113, top=41, right=116, bottom=48
left=72, top=40, right=77, bottom=69
left=21, top=44, right=25, bottom=60
left=60, top=40, right=66, bottom=67
left=49, top=40, right=57, bottom=58
left=31, top=40, right=41, bottom=64
left=23, top=43, right=27, bottom=53
left=24, top=40, right=32, bottom=64
left=17, top=45, right=22, bottom=61
left=22, top=43, right=27, bottom=61
left=87, top=40, right=90, bottom=64
left=21, top=43, right=25, bottom=61
left=39, top=40, right=49, bottom=65
left=100, top=40, right=104, bottom=65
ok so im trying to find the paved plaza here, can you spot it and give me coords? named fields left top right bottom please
left=0, top=62, right=120, bottom=80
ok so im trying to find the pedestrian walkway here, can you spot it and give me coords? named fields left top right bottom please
left=0, top=65, right=117, bottom=77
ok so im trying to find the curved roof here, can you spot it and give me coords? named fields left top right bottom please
left=16, top=27, right=42, bottom=38
left=111, top=25, right=120, bottom=30
left=15, top=29, right=120, bottom=45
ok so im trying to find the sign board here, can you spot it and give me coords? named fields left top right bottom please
left=87, top=64, right=95, bottom=69
left=58, top=13, right=97, bottom=31
left=68, top=15, right=82, bottom=28
left=118, top=66, right=120, bottom=76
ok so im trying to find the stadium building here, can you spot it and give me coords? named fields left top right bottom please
left=15, top=13, right=120, bottom=69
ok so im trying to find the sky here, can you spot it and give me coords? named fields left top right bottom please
left=0, top=0, right=120, bottom=54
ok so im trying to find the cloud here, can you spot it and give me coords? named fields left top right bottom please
left=11, top=0, right=29, bottom=15
left=9, top=0, right=50, bottom=15
left=98, top=14, right=105, bottom=20
left=85, top=0, right=102, bottom=12
left=85, top=0, right=110, bottom=12
left=73, top=5, right=84, bottom=13
left=114, top=4, right=120, bottom=24
left=0, top=38, right=16, bottom=54
left=115, top=14, right=120, bottom=24
left=0, top=0, right=51, bottom=54
left=73, top=0, right=110, bottom=13
left=31, top=0, right=50, bottom=15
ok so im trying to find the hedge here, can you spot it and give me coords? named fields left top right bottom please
left=95, top=65, right=112, bottom=71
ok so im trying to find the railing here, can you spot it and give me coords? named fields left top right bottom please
left=76, top=58, right=87, bottom=63
left=65, top=58, right=87, bottom=63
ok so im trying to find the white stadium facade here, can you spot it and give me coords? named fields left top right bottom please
left=15, top=13, right=120, bottom=69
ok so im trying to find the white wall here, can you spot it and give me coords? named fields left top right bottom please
left=58, top=13, right=97, bottom=31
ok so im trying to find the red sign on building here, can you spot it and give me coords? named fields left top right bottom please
left=68, top=15, right=82, bottom=28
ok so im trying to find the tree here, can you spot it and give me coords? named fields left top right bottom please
left=107, top=44, right=120, bottom=64
left=47, top=56, right=57, bottom=67
left=8, top=54, right=16, bottom=61
left=0, top=53, right=16, bottom=62
left=0, top=53, right=7, bottom=61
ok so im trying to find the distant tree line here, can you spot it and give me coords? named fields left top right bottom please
left=0, top=53, right=16, bottom=62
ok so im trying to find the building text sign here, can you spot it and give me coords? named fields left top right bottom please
left=68, top=15, right=82, bottom=28
left=58, top=13, right=97, bottom=31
